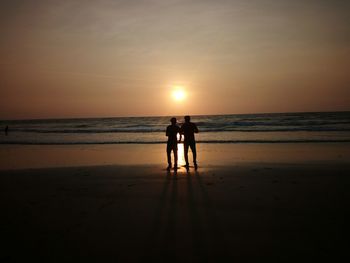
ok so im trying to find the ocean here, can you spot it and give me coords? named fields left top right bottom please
left=1, top=111, right=350, bottom=145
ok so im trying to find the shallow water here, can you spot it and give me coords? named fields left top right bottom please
left=1, top=143, right=349, bottom=170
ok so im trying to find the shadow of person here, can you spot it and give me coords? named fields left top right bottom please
left=186, top=171, right=208, bottom=261
left=194, top=171, right=231, bottom=261
left=160, top=169, right=178, bottom=261
left=144, top=169, right=178, bottom=262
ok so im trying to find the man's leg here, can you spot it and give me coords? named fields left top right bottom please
left=173, top=145, right=178, bottom=168
left=190, top=142, right=197, bottom=169
left=184, top=142, right=190, bottom=168
left=166, top=144, right=172, bottom=169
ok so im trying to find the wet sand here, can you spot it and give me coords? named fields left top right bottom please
left=1, top=160, right=349, bottom=262
left=1, top=143, right=349, bottom=170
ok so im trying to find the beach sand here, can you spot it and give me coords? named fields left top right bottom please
left=0, top=144, right=349, bottom=262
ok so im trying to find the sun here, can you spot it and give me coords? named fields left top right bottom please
left=172, top=87, right=186, bottom=102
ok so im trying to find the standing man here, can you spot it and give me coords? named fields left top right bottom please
left=180, top=115, right=199, bottom=170
left=166, top=117, right=181, bottom=171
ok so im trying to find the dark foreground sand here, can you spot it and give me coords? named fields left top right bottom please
left=1, top=162, right=349, bottom=262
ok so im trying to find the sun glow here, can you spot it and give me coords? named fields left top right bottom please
left=172, top=87, right=186, bottom=102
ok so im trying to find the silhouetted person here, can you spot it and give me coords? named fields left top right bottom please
left=180, top=115, right=198, bottom=170
left=5, top=126, right=8, bottom=136
left=166, top=117, right=180, bottom=171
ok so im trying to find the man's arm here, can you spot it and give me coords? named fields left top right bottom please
left=166, top=126, right=169, bottom=137
left=194, top=124, right=199, bottom=133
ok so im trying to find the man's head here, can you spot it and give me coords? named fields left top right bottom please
left=170, top=117, right=177, bottom=125
left=184, top=115, right=190, bottom=123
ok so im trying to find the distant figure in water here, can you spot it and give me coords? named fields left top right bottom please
left=166, top=117, right=181, bottom=171
left=180, top=115, right=199, bottom=170
left=5, top=126, right=8, bottom=136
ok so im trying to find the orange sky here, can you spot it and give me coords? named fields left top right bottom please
left=1, top=0, right=349, bottom=119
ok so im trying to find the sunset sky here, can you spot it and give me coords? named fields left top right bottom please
left=1, top=0, right=349, bottom=119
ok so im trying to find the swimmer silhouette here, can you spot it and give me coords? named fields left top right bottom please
left=166, top=117, right=181, bottom=171
left=180, top=115, right=199, bottom=170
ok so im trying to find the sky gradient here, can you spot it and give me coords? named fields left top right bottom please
left=1, top=0, right=349, bottom=119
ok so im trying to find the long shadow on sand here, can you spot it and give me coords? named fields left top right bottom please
left=145, top=168, right=232, bottom=262
left=186, top=171, right=209, bottom=261
left=193, top=171, right=231, bottom=261
left=145, top=170, right=178, bottom=261
left=160, top=170, right=178, bottom=260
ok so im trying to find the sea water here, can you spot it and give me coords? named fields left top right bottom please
left=1, top=112, right=350, bottom=145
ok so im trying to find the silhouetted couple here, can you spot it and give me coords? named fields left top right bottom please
left=166, top=115, right=198, bottom=171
